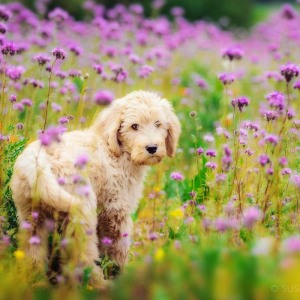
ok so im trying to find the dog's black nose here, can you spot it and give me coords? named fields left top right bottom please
left=146, top=145, right=158, bottom=154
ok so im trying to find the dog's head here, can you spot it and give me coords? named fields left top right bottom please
left=93, top=91, right=181, bottom=165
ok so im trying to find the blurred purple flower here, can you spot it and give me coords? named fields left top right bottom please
left=74, top=154, right=89, bottom=169
left=38, top=126, right=66, bottom=146
left=243, top=206, right=262, bottom=229
left=231, top=96, right=250, bottom=112
left=266, top=91, right=286, bottom=111
left=280, top=63, right=299, bottom=83
left=218, top=73, right=235, bottom=85
left=196, top=147, right=204, bottom=155
left=205, top=162, right=217, bottom=169
left=290, top=173, right=300, bottom=188
left=264, top=134, right=279, bottom=146
left=222, top=46, right=244, bottom=61
left=259, top=154, right=270, bottom=166
left=33, top=53, right=51, bottom=65
left=102, top=237, right=113, bottom=246
left=94, top=90, right=114, bottom=105
left=170, top=172, right=184, bottom=181
left=282, top=236, right=300, bottom=253
left=206, top=149, right=216, bottom=157
left=51, top=48, right=66, bottom=60
left=29, top=236, right=41, bottom=245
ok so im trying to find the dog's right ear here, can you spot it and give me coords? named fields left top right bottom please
left=92, top=100, right=125, bottom=157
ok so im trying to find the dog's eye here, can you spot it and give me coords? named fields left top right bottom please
left=131, top=124, right=139, bottom=130
left=155, top=121, right=161, bottom=128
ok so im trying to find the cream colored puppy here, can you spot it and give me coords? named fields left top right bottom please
left=10, top=90, right=181, bottom=286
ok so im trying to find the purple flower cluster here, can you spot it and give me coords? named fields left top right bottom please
left=171, top=172, right=184, bottom=181
left=38, top=126, right=66, bottom=146
left=280, top=63, right=299, bottom=83
left=231, top=96, right=250, bottom=112
left=222, top=47, right=244, bottom=61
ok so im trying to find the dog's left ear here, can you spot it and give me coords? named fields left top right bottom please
left=92, top=100, right=125, bottom=157
left=161, top=100, right=181, bottom=158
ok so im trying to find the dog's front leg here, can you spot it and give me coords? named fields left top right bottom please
left=98, top=208, right=133, bottom=269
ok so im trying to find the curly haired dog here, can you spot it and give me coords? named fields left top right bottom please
left=10, top=90, right=181, bottom=287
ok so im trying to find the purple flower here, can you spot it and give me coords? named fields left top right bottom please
left=16, top=123, right=23, bottom=130
left=138, top=65, right=154, bottom=78
left=243, top=207, right=261, bottom=229
left=38, top=126, right=66, bottom=146
left=294, top=80, right=300, bottom=90
left=33, top=54, right=51, bottom=65
left=1, top=41, right=16, bottom=56
left=222, top=46, right=244, bottom=61
left=281, top=168, right=292, bottom=176
left=153, top=0, right=165, bottom=9
left=259, top=154, right=270, bottom=166
left=170, top=172, right=184, bottom=181
left=21, top=221, right=31, bottom=230
left=282, top=235, right=300, bottom=255
left=94, top=90, right=114, bottom=105
left=29, top=236, right=41, bottom=245
left=280, top=63, right=299, bottom=83
left=231, top=96, right=250, bottom=112
left=149, top=232, right=159, bottom=241
left=196, top=147, right=204, bottom=155
left=48, top=7, right=69, bottom=23
left=264, top=134, right=279, bottom=146
left=51, top=48, right=66, bottom=60
left=218, top=73, right=235, bottom=85
left=13, top=102, right=24, bottom=112
left=0, top=6, right=11, bottom=21
left=69, top=45, right=82, bottom=56
left=74, top=154, right=89, bottom=169
left=0, top=22, right=7, bottom=34
left=266, top=168, right=274, bottom=176
left=266, top=92, right=286, bottom=111
left=206, top=149, right=216, bottom=157
left=281, top=4, right=297, bottom=20
left=205, top=162, right=217, bottom=169
left=69, top=69, right=81, bottom=78
left=9, top=95, right=17, bottom=103
left=21, top=98, right=32, bottom=107
left=76, top=185, right=91, bottom=197
left=279, top=157, right=288, bottom=167
left=102, top=237, right=113, bottom=246
left=171, top=7, right=184, bottom=17
left=291, top=173, right=300, bottom=188
left=197, top=204, right=206, bottom=211
left=93, top=64, right=103, bottom=74
left=287, top=109, right=295, bottom=120
left=129, top=4, right=144, bottom=15
left=6, top=66, right=25, bottom=81
left=57, top=177, right=66, bottom=185
left=59, top=117, right=69, bottom=125
left=214, top=217, right=229, bottom=232
left=245, top=148, right=254, bottom=156
left=264, top=110, right=279, bottom=122
left=31, top=211, right=39, bottom=219
left=216, top=173, right=227, bottom=183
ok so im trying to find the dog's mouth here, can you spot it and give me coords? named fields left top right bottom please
left=144, top=155, right=162, bottom=165
left=132, top=155, right=162, bottom=166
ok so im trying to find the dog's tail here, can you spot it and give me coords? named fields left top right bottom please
left=33, top=163, right=80, bottom=212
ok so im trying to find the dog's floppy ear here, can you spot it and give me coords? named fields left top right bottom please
left=161, top=99, right=181, bottom=158
left=92, top=100, right=125, bottom=157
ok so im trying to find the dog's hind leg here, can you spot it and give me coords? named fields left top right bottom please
left=63, top=194, right=106, bottom=288
left=98, top=208, right=133, bottom=270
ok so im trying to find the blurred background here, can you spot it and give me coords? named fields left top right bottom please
left=1, top=0, right=296, bottom=28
